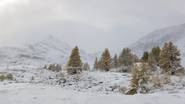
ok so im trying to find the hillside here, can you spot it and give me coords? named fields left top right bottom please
left=130, top=24, right=185, bottom=65
left=0, top=36, right=95, bottom=66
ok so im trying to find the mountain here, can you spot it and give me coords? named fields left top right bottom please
left=0, top=35, right=96, bottom=66
left=130, top=24, right=185, bottom=65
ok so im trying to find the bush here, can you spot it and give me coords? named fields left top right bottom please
left=0, top=75, right=6, bottom=81
left=0, top=73, right=14, bottom=81
left=6, top=74, right=13, bottom=80
left=45, top=64, right=62, bottom=72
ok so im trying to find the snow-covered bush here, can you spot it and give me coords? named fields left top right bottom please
left=0, top=73, right=14, bottom=81
left=45, top=64, right=62, bottom=72
left=117, top=65, right=132, bottom=73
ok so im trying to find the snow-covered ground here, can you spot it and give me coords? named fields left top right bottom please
left=1, top=83, right=185, bottom=104
left=1, top=65, right=185, bottom=104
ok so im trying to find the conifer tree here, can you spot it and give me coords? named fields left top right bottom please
left=67, top=46, right=82, bottom=75
left=141, top=51, right=149, bottom=62
left=127, top=62, right=151, bottom=95
left=148, top=46, right=161, bottom=66
left=118, top=48, right=137, bottom=67
left=82, top=62, right=90, bottom=71
left=99, top=48, right=111, bottom=71
left=159, top=42, right=181, bottom=75
left=94, top=57, right=99, bottom=69
left=112, top=54, right=118, bottom=68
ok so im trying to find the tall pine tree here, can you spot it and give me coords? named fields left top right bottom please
left=99, top=48, right=111, bottom=71
left=67, top=46, right=82, bottom=75
left=118, top=48, right=137, bottom=67
left=112, top=54, right=118, bottom=69
left=148, top=46, right=161, bottom=66
left=159, top=42, right=181, bottom=75
left=94, top=57, right=99, bottom=69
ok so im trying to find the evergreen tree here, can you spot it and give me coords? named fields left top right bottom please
left=148, top=46, right=161, bottom=66
left=99, top=48, right=111, bottom=71
left=118, top=48, right=137, bottom=67
left=141, top=51, right=149, bottom=62
left=159, top=42, right=181, bottom=75
left=127, top=62, right=151, bottom=95
left=94, top=57, right=99, bottom=69
left=112, top=54, right=118, bottom=68
left=82, top=63, right=90, bottom=71
left=67, top=46, right=82, bottom=75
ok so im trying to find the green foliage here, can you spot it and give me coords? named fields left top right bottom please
left=141, top=51, right=149, bottom=62
left=67, top=46, right=83, bottom=75
left=0, top=73, right=13, bottom=81
left=0, top=75, right=5, bottom=81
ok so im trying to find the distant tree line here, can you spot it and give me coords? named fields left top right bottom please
left=93, top=48, right=138, bottom=72
left=93, top=41, right=183, bottom=75
left=65, top=41, right=184, bottom=78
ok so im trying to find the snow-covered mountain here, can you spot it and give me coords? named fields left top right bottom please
left=130, top=24, right=185, bottom=65
left=0, top=36, right=96, bottom=66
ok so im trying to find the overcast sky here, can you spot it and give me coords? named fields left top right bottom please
left=0, top=0, right=185, bottom=53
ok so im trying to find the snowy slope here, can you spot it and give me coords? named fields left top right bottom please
left=130, top=24, right=185, bottom=65
left=0, top=36, right=96, bottom=66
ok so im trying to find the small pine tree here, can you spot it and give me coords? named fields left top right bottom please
left=159, top=42, right=181, bottom=75
left=148, top=46, right=161, bottom=66
left=127, top=62, right=151, bottom=95
left=141, top=51, right=149, bottom=62
left=67, top=46, right=82, bottom=75
left=94, top=57, right=99, bottom=69
left=99, top=48, right=111, bottom=71
left=82, top=63, right=90, bottom=71
left=112, top=54, right=119, bottom=69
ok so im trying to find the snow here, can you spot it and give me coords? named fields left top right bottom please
left=0, top=35, right=96, bottom=66
left=1, top=28, right=185, bottom=103
left=129, top=24, right=185, bottom=66
left=1, top=83, right=185, bottom=104
left=1, top=64, right=185, bottom=104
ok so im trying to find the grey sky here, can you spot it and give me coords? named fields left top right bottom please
left=0, top=0, right=185, bottom=53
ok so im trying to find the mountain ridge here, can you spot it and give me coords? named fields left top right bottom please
left=0, top=35, right=96, bottom=66
left=129, top=23, right=185, bottom=65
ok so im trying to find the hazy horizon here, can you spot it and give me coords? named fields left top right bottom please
left=0, top=0, right=185, bottom=53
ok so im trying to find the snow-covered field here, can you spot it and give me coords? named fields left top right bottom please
left=1, top=65, right=185, bottom=104
left=1, top=83, right=185, bottom=104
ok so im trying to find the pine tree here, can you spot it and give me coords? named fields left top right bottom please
left=94, top=57, right=99, bottom=69
left=112, top=54, right=118, bottom=69
left=67, top=46, right=82, bottom=75
left=141, top=51, right=149, bottom=62
left=127, top=62, right=151, bottom=95
left=99, top=48, right=111, bottom=71
left=159, top=42, right=181, bottom=75
left=148, top=46, right=161, bottom=66
left=118, top=48, right=137, bottom=67
left=82, top=63, right=90, bottom=71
